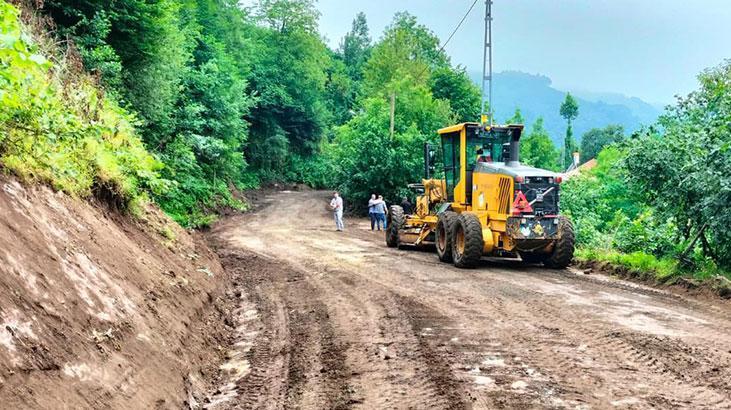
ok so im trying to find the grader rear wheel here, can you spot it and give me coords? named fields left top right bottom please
left=386, top=205, right=404, bottom=248
left=436, top=211, right=457, bottom=262
left=451, top=213, right=484, bottom=269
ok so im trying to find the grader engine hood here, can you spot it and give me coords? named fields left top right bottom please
left=474, top=162, right=561, bottom=217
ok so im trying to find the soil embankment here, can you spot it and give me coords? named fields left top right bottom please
left=0, top=177, right=231, bottom=408
left=208, top=189, right=731, bottom=409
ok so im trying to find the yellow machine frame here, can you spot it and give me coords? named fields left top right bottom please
left=402, top=123, right=523, bottom=254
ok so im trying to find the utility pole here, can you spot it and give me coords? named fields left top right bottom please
left=480, top=0, right=493, bottom=126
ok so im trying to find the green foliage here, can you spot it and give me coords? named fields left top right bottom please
left=0, top=0, right=164, bottom=210
left=575, top=249, right=677, bottom=280
left=560, top=92, right=580, bottom=169
left=565, top=59, right=731, bottom=281
left=559, top=92, right=579, bottom=122
left=339, top=12, right=371, bottom=82
left=624, top=60, right=731, bottom=268
left=521, top=117, right=560, bottom=171
left=326, top=76, right=451, bottom=208
left=40, top=0, right=259, bottom=226
left=505, top=108, right=525, bottom=124
left=562, top=147, right=647, bottom=248
left=246, top=0, right=330, bottom=173
left=324, top=51, right=356, bottom=126
left=430, top=66, right=480, bottom=123
left=580, top=124, right=624, bottom=162
left=362, top=12, right=447, bottom=96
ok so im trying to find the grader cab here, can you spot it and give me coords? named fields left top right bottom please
left=386, top=122, right=575, bottom=269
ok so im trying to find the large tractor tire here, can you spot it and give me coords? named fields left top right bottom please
left=451, top=213, right=484, bottom=269
left=436, top=211, right=458, bottom=262
left=544, top=216, right=575, bottom=269
left=386, top=205, right=404, bottom=248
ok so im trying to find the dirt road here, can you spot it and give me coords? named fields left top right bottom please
left=208, top=190, right=731, bottom=409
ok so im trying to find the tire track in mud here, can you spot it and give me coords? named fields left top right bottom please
left=274, top=255, right=473, bottom=409
left=326, top=273, right=468, bottom=409
left=204, top=248, right=351, bottom=409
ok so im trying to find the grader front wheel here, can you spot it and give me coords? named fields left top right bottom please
left=544, top=216, right=575, bottom=269
left=436, top=211, right=457, bottom=262
left=452, top=213, right=484, bottom=269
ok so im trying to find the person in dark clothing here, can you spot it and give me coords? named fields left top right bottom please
left=400, top=197, right=413, bottom=215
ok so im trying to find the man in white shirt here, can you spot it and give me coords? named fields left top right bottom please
left=330, top=191, right=344, bottom=231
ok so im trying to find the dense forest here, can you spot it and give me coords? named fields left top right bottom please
left=1, top=0, right=729, bottom=282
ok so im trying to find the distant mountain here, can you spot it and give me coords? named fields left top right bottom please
left=469, top=71, right=662, bottom=146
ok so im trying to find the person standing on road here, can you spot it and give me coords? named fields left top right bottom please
left=374, top=195, right=388, bottom=231
left=400, top=196, right=413, bottom=215
left=368, top=194, right=378, bottom=231
left=330, top=191, right=344, bottom=231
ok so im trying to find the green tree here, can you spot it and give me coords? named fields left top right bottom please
left=329, top=11, right=497, bottom=208
left=362, top=12, right=448, bottom=95
left=560, top=92, right=580, bottom=169
left=246, top=0, right=331, bottom=173
left=520, top=117, right=560, bottom=171
left=326, top=77, right=451, bottom=208
left=324, top=54, right=355, bottom=126
left=339, top=12, right=371, bottom=82
left=506, top=107, right=525, bottom=124
left=430, top=66, right=480, bottom=122
left=363, top=13, right=477, bottom=123
left=255, top=0, right=320, bottom=34
left=328, top=13, right=372, bottom=126
left=580, top=124, right=625, bottom=162
left=624, top=60, right=731, bottom=267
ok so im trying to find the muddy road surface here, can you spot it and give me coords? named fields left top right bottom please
left=208, top=190, right=731, bottom=409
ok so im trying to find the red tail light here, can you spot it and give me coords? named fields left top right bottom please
left=556, top=176, right=563, bottom=184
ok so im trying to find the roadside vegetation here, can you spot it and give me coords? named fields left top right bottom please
left=1, top=0, right=729, bottom=289
left=0, top=1, right=164, bottom=214
left=562, top=61, right=731, bottom=289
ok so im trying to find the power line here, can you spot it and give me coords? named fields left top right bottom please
left=415, top=0, right=479, bottom=80
left=439, top=0, right=479, bottom=55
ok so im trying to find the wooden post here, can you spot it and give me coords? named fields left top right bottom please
left=389, top=93, right=395, bottom=140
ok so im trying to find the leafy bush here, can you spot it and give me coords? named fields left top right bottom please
left=624, top=60, right=731, bottom=269
left=0, top=1, right=164, bottom=211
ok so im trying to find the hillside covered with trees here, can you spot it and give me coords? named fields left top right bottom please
left=1, top=0, right=730, bottom=284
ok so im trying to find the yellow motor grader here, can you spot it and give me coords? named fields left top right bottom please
left=385, top=122, right=575, bottom=269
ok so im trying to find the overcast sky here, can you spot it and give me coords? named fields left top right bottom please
left=316, top=0, right=731, bottom=105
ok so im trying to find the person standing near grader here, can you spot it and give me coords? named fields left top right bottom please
left=373, top=195, right=389, bottom=231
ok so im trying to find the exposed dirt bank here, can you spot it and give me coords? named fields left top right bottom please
left=209, top=189, right=731, bottom=409
left=0, top=177, right=231, bottom=408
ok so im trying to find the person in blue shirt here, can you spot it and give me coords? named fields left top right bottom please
left=373, top=195, right=388, bottom=231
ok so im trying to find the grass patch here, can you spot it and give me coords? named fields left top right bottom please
left=576, top=248, right=731, bottom=298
